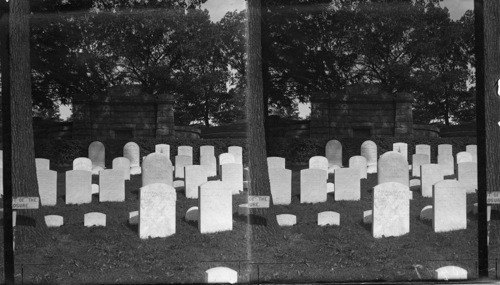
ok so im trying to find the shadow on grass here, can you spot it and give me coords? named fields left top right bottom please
left=131, top=189, right=139, bottom=198
left=186, top=220, right=198, bottom=228
left=420, top=218, right=432, bottom=227
left=233, top=213, right=268, bottom=226
left=126, top=222, right=138, bottom=233
left=358, top=220, right=371, bottom=233
left=17, top=215, right=37, bottom=227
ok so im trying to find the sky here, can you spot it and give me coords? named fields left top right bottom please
left=58, top=0, right=473, bottom=120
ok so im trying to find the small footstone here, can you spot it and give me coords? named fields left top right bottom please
left=173, top=180, right=185, bottom=191
left=205, top=267, right=238, bottom=284
left=185, top=206, right=199, bottom=222
left=318, top=211, right=340, bottom=226
left=92, top=184, right=99, bottom=195
left=84, top=212, right=106, bottom=227
left=327, top=183, right=335, bottom=193
left=129, top=211, right=138, bottom=225
left=277, top=214, right=296, bottom=226
left=420, top=205, right=433, bottom=221
left=434, top=266, right=467, bottom=280
left=45, top=215, right=64, bottom=227
left=363, top=210, right=372, bottom=224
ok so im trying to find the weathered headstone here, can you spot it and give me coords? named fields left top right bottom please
left=155, top=144, right=170, bottom=158
left=372, top=182, right=412, bottom=238
left=276, top=214, right=297, bottom=226
left=139, top=183, right=176, bottom=239
left=228, top=146, right=243, bottom=165
left=123, top=142, right=141, bottom=175
left=438, top=154, right=455, bottom=176
left=325, top=140, right=343, bottom=169
left=458, top=162, right=477, bottom=193
left=361, top=140, right=378, bottom=174
left=142, top=153, right=173, bottom=187
left=300, top=169, right=327, bottom=203
left=434, top=266, right=467, bottom=280
left=35, top=158, right=50, bottom=170
left=178, top=145, right=193, bottom=158
left=185, top=206, right=199, bottom=222
left=198, top=181, right=232, bottom=234
left=174, top=155, right=192, bottom=179
left=45, top=215, right=63, bottom=227
left=415, top=144, right=431, bottom=159
left=420, top=205, right=433, bottom=221
left=318, top=211, right=340, bottom=226
left=438, top=144, right=453, bottom=157
left=392, top=142, right=408, bottom=161
left=89, top=141, right=105, bottom=174
left=221, top=163, right=243, bottom=195
left=267, top=156, right=286, bottom=170
left=433, top=180, right=466, bottom=232
left=205, top=267, right=238, bottom=284
left=377, top=151, right=409, bottom=187
left=37, top=169, right=57, bottom=206
left=420, top=164, right=443, bottom=198
left=73, top=157, right=92, bottom=172
left=349, top=156, right=367, bottom=179
left=99, top=169, right=125, bottom=202
left=200, top=145, right=215, bottom=158
left=200, top=155, right=217, bottom=177
left=269, top=168, right=292, bottom=205
left=456, top=151, right=473, bottom=164
left=185, top=165, right=208, bottom=199
left=84, top=212, right=106, bottom=227
left=65, top=170, right=92, bottom=205
left=334, top=168, right=360, bottom=201
left=412, top=154, right=430, bottom=177
left=112, top=157, right=131, bottom=181
left=466, top=144, right=477, bottom=163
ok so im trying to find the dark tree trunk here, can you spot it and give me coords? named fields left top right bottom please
left=10, top=0, right=48, bottom=249
left=203, top=89, right=210, bottom=127
left=246, top=0, right=281, bottom=240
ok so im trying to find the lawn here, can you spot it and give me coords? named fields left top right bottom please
left=1, top=164, right=497, bottom=283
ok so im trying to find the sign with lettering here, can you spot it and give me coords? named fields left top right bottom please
left=248, top=196, right=270, bottom=208
left=487, top=192, right=500, bottom=204
left=12, top=197, right=39, bottom=210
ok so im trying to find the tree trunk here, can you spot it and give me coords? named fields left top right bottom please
left=260, top=0, right=271, bottom=152
left=246, top=0, right=281, bottom=241
left=10, top=0, right=48, bottom=249
left=203, top=88, right=210, bottom=127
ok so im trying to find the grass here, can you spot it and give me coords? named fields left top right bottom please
left=0, top=164, right=497, bottom=283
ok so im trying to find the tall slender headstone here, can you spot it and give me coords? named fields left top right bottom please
left=185, top=165, right=208, bottom=199
left=228, top=146, right=243, bottom=165
left=89, top=141, right=105, bottom=174
left=139, top=183, right=176, bottom=239
left=377, top=151, right=409, bottom=187
left=124, top=142, right=141, bottom=175
left=174, top=155, right=192, bottom=179
left=142, top=153, right=173, bottom=187
left=334, top=168, right=360, bottom=201
left=37, top=169, right=57, bottom=206
left=412, top=154, right=430, bottom=177
left=65, top=170, right=92, bottom=205
left=267, top=157, right=286, bottom=170
left=300, top=169, right=327, bottom=203
left=221, top=163, right=243, bottom=195
left=373, top=182, right=412, bottom=238
left=349, top=156, right=367, bottom=179
left=199, top=181, right=232, bottom=233
left=420, top=164, right=443, bottom=198
left=361, top=140, right=378, bottom=174
left=99, top=169, right=125, bottom=202
left=112, top=157, right=131, bottom=181
left=433, top=180, right=466, bottom=232
left=458, top=162, right=477, bottom=193
left=269, top=168, right=292, bottom=205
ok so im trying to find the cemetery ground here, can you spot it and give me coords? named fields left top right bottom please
left=1, top=165, right=497, bottom=283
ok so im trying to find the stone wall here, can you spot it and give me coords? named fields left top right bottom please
left=310, top=84, right=413, bottom=138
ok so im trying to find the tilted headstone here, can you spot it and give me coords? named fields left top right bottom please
left=361, top=140, right=378, bottom=174
left=174, top=155, right=192, bottom=179
left=200, top=155, right=217, bottom=177
left=178, top=145, right=193, bottom=158
left=308, top=156, right=328, bottom=179
left=35, top=158, right=50, bottom=170
left=112, top=157, right=131, bottom=181
left=420, top=205, right=433, bottom=221
left=420, top=164, right=443, bottom=198
left=334, top=168, right=360, bottom=201
left=155, top=144, right=170, bottom=158
left=139, top=183, right=176, bottom=239
left=185, top=165, right=208, bottom=199
left=433, top=180, right=466, bottom=232
left=84, top=212, right=106, bottom=227
left=267, top=157, right=286, bottom=170
left=458, top=162, right=477, bottom=193
left=318, top=211, right=340, bottom=226
left=372, top=182, right=412, bottom=238
left=269, top=168, right=292, bottom=205
left=45, top=215, right=63, bottom=227
left=205, top=267, right=238, bottom=284
left=325, top=140, right=343, bottom=168
left=438, top=154, right=455, bottom=176
left=65, top=170, right=92, bottom=205
left=415, top=144, right=431, bottom=159
left=412, top=154, right=430, bottom=177
left=142, top=153, right=173, bottom=187
left=228, top=146, right=243, bottom=165
left=456, top=151, right=473, bottom=164
left=73, top=157, right=92, bottom=172
left=349, top=156, right=367, bottom=179
left=392, top=142, right=408, bottom=161
left=221, top=163, right=243, bottom=195
left=434, top=266, right=467, bottom=280
left=300, top=169, right=327, bottom=204
left=466, top=144, right=477, bottom=163
left=123, top=142, right=141, bottom=174
left=377, top=151, right=409, bottom=187
left=438, top=144, right=453, bottom=157
left=200, top=145, right=215, bottom=158
left=185, top=206, right=199, bottom=222
left=277, top=214, right=297, bottom=226
left=198, top=181, right=232, bottom=234
left=88, top=141, right=105, bottom=174
left=99, top=169, right=125, bottom=202
left=37, top=169, right=57, bottom=206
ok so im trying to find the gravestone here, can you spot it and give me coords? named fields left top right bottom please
left=73, top=157, right=92, bottom=172
left=415, top=144, right=431, bottom=159
left=139, top=183, right=176, bottom=239
left=377, top=151, right=409, bottom=187
left=200, top=155, right=217, bottom=177
left=334, top=168, right=360, bottom=201
left=221, top=163, right=243, bottom=195
left=112, top=157, right=131, bottom=181
left=318, top=211, right=340, bottom=226
left=392, top=142, right=408, bottom=161
left=200, top=145, right=215, bottom=158
left=198, top=181, right=232, bottom=234
left=466, top=144, right=477, bottom=163
left=308, top=156, right=329, bottom=179
left=434, top=266, right=467, bottom=280
left=420, top=205, right=433, bottom=221
left=420, top=164, right=443, bottom=197
left=65, top=170, right=92, bottom=205
left=349, top=156, right=367, bottom=179
left=185, top=206, right=199, bottom=222
left=155, top=144, right=170, bottom=158
left=325, top=140, right=342, bottom=169
left=205, top=267, right=238, bottom=284
left=123, top=142, right=141, bottom=175
left=300, top=169, right=327, bottom=203
left=35, top=158, right=50, bottom=170
left=185, top=165, right=208, bottom=199
left=219, top=153, right=235, bottom=166
left=45, top=215, right=64, bottom=227
left=438, top=154, right=455, bottom=176
left=438, top=144, right=453, bottom=157
left=361, top=140, right=378, bottom=174
left=99, top=169, right=125, bottom=202
left=267, top=157, right=286, bottom=170
left=327, top=182, right=335, bottom=193
left=458, top=162, right=477, bottom=193
left=409, top=178, right=420, bottom=190
left=228, top=146, right=243, bottom=165
left=129, top=211, right=139, bottom=225
left=269, top=168, right=292, bottom=205
left=178, top=145, right=193, bottom=158
left=142, top=153, right=173, bottom=187
left=173, top=180, right=185, bottom=191
left=412, top=154, right=430, bottom=177
left=363, top=210, right=373, bottom=224
left=92, top=184, right=99, bottom=195
left=372, top=182, right=412, bottom=238
left=433, top=180, right=466, bottom=232
left=84, top=212, right=106, bottom=227
left=89, top=141, right=105, bottom=174
left=456, top=151, right=473, bottom=164
left=277, top=214, right=296, bottom=226
left=37, top=169, right=57, bottom=206
left=174, top=155, right=192, bottom=179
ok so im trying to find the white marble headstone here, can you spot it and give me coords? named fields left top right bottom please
left=84, top=212, right=106, bottom=227
left=267, top=157, right=286, bottom=170
left=438, top=144, right=453, bottom=157
left=277, top=214, right=297, bottom=226
left=361, top=140, right=378, bottom=174
left=35, top=158, right=50, bottom=170
left=221, top=163, right=243, bottom=195
left=458, top=162, right=477, bottom=193
left=420, top=205, right=433, bottom=221
left=37, top=169, right=57, bottom=206
left=412, top=154, right=430, bottom=177
left=198, top=181, right=232, bottom=234
left=185, top=165, right=208, bottom=199
left=456, top=151, right=473, bottom=164
left=112, top=157, right=131, bottom=181
left=45, top=215, right=63, bottom=227
left=334, top=168, right=360, bottom=201
left=185, top=206, right=199, bottom=222
left=139, top=183, right=176, bottom=239
left=438, top=154, right=455, bottom=176
left=200, top=145, right=215, bottom=158
left=65, top=170, right=92, bottom=205
left=433, top=180, right=466, bottom=232
left=466, top=144, right=477, bottom=163
left=377, top=151, right=409, bottom=187
left=73, top=157, right=92, bottom=172
left=325, top=140, right=342, bottom=168
left=349, top=155, right=367, bottom=179
left=155, top=144, right=170, bottom=158
left=124, top=142, right=141, bottom=174
left=228, top=146, right=243, bottom=165
left=269, top=168, right=291, bottom=205
left=219, top=153, right=235, bottom=167
left=372, top=182, right=412, bottom=238
left=205, top=267, right=238, bottom=284
left=392, top=142, right=408, bottom=161
left=434, top=266, right=467, bottom=280
left=308, top=156, right=329, bottom=178
left=99, top=169, right=125, bottom=202
left=142, top=153, right=173, bottom=187
left=88, top=141, right=105, bottom=174
left=178, top=145, right=193, bottom=158
left=415, top=144, right=431, bottom=158
left=318, top=211, right=340, bottom=226
left=420, top=164, right=443, bottom=198
left=300, top=169, right=327, bottom=204
left=174, top=155, right=192, bottom=179
left=200, top=155, right=217, bottom=177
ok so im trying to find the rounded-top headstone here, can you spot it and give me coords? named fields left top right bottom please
left=112, top=157, right=131, bottom=180
left=361, top=140, right=377, bottom=173
left=349, top=156, right=367, bottom=179
left=185, top=206, right=199, bottom=222
left=325, top=140, right=342, bottom=168
left=420, top=205, right=433, bottom=221
left=456, top=151, right=473, bottom=164
left=73, top=157, right=92, bottom=172
left=377, top=151, right=409, bottom=187
left=205, top=267, right=238, bottom=284
left=123, top=142, right=141, bottom=168
left=88, top=141, right=105, bottom=169
left=309, top=156, right=328, bottom=172
left=142, top=153, right=173, bottom=187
